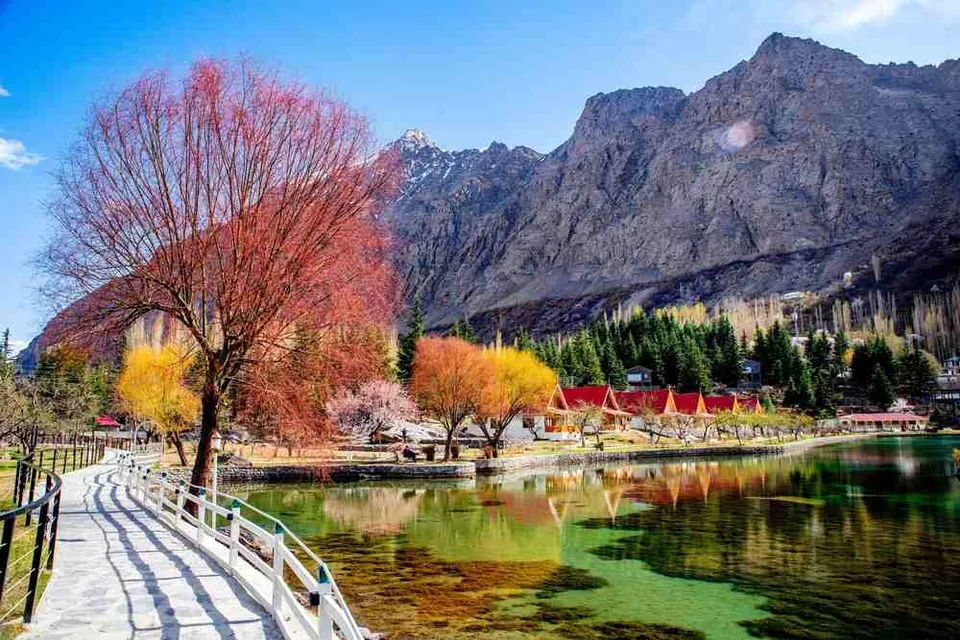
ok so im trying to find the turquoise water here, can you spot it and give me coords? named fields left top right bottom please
left=234, top=436, right=960, bottom=639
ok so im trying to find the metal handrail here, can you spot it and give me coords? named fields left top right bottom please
left=114, top=449, right=365, bottom=640
left=0, top=457, right=63, bottom=626
left=171, top=476, right=362, bottom=632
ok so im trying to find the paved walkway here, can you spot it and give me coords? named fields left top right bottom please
left=23, top=457, right=282, bottom=639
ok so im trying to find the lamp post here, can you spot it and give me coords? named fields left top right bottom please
left=210, top=429, right=223, bottom=529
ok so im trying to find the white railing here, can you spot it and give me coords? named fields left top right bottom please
left=112, top=450, right=364, bottom=640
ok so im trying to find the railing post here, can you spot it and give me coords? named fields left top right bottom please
left=272, top=523, right=285, bottom=615
left=46, top=489, right=62, bottom=570
left=158, top=472, right=167, bottom=512
left=13, top=459, right=22, bottom=505
left=229, top=499, right=241, bottom=574
left=175, top=481, right=186, bottom=533
left=25, top=465, right=38, bottom=526
left=51, top=448, right=58, bottom=475
left=197, top=488, right=206, bottom=546
left=317, top=565, right=334, bottom=640
left=155, top=474, right=165, bottom=516
left=0, top=517, right=15, bottom=603
left=23, top=495, right=50, bottom=623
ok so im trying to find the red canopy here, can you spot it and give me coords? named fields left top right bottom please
left=95, top=415, right=120, bottom=428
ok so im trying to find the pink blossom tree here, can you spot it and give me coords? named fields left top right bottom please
left=327, top=380, right=418, bottom=443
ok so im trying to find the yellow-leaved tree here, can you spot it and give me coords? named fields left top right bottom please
left=117, top=345, right=199, bottom=465
left=478, top=346, right=557, bottom=456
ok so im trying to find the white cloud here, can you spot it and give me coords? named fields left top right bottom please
left=0, top=138, right=42, bottom=170
left=0, top=85, right=9, bottom=97
left=786, top=0, right=960, bottom=32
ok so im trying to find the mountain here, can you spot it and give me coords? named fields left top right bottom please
left=386, top=33, right=960, bottom=336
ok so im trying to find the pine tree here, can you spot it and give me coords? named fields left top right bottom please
left=761, top=394, right=776, bottom=413
left=0, top=328, right=12, bottom=380
left=898, top=342, right=938, bottom=404
left=451, top=316, right=475, bottom=342
left=868, top=369, right=896, bottom=408
left=713, top=317, right=742, bottom=387
left=577, top=331, right=605, bottom=386
left=514, top=328, right=535, bottom=353
left=831, top=329, right=849, bottom=382
left=677, top=336, right=711, bottom=392
left=763, top=322, right=794, bottom=387
left=560, top=339, right=581, bottom=384
left=396, top=294, right=425, bottom=384
left=784, top=352, right=815, bottom=411
left=602, top=341, right=628, bottom=390
left=752, top=326, right=767, bottom=366
left=536, top=339, right=562, bottom=374
left=807, top=332, right=834, bottom=415
left=851, top=336, right=898, bottom=397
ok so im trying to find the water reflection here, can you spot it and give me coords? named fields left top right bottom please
left=236, top=436, right=960, bottom=639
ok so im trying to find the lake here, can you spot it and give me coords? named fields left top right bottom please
left=234, top=436, right=960, bottom=639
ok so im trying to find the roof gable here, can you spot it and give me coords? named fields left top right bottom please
left=547, top=384, right=569, bottom=411
left=673, top=392, right=706, bottom=415
left=615, top=389, right=674, bottom=414
left=562, top=385, right=613, bottom=409
left=704, top=395, right=738, bottom=413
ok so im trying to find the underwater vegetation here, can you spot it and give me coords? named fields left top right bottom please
left=242, top=436, right=960, bottom=638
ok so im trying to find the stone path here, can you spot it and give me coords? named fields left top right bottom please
left=22, top=456, right=282, bottom=639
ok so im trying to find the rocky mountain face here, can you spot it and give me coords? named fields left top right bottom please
left=387, top=33, right=960, bottom=336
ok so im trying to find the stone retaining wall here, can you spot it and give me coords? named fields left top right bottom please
left=217, top=461, right=475, bottom=482
left=474, top=434, right=874, bottom=475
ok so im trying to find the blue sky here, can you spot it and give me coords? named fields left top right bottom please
left=1, top=0, right=958, bottom=349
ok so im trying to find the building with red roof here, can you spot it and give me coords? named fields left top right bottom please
left=673, top=392, right=708, bottom=416
left=838, top=413, right=927, bottom=431
left=561, top=385, right=612, bottom=408
left=703, top=395, right=739, bottom=414
left=615, top=389, right=677, bottom=415
left=94, top=415, right=121, bottom=430
left=542, top=385, right=631, bottom=437
left=738, top=397, right=764, bottom=414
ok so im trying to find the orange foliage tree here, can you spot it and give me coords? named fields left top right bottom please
left=477, top=347, right=557, bottom=456
left=40, top=58, right=399, bottom=490
left=410, top=337, right=493, bottom=461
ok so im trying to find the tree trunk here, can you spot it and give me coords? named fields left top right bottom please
left=443, top=428, right=454, bottom=462
left=171, top=431, right=188, bottom=466
left=189, top=377, right=220, bottom=502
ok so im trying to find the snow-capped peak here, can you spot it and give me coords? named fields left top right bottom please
left=395, top=128, right=438, bottom=153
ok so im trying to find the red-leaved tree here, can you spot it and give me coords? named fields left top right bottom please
left=238, top=325, right=395, bottom=449
left=40, top=58, right=399, bottom=490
